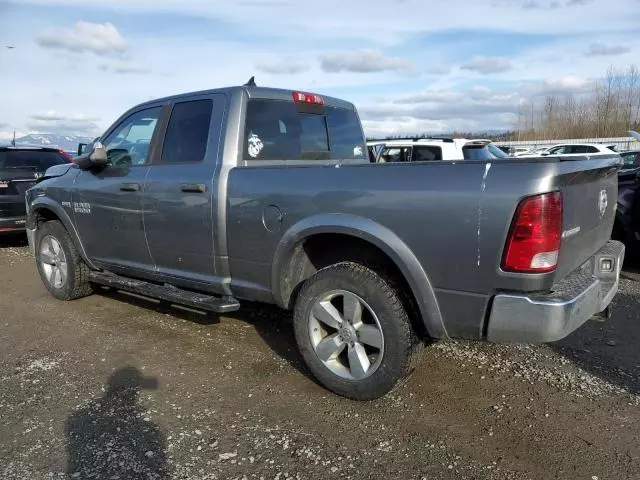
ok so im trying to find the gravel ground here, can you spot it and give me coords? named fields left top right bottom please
left=0, top=234, right=639, bottom=479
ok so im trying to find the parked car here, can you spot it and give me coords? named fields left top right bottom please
left=367, top=137, right=509, bottom=163
left=25, top=83, right=624, bottom=400
left=0, top=146, right=72, bottom=233
left=518, top=143, right=618, bottom=158
left=619, top=150, right=640, bottom=171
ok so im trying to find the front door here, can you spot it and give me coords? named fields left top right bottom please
left=72, top=105, right=165, bottom=272
left=143, top=95, right=226, bottom=290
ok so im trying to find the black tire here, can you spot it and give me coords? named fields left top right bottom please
left=293, top=262, right=423, bottom=400
left=35, top=220, right=93, bottom=301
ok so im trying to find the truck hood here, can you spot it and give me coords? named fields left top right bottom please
left=38, top=163, right=77, bottom=182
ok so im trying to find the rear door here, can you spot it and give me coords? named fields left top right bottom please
left=72, top=105, right=165, bottom=272
left=143, top=94, right=226, bottom=289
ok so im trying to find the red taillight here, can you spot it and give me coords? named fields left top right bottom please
left=59, top=149, right=73, bottom=162
left=502, top=192, right=563, bottom=273
left=292, top=91, right=325, bottom=105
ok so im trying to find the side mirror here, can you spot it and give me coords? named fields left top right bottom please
left=76, top=141, right=108, bottom=170
left=540, top=151, right=550, bottom=156
left=77, top=143, right=88, bottom=156
left=89, top=142, right=108, bottom=165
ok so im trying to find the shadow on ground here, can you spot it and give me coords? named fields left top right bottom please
left=65, top=366, right=168, bottom=479
left=0, top=233, right=27, bottom=248
left=550, top=259, right=640, bottom=395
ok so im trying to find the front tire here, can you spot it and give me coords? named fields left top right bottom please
left=293, top=262, right=423, bottom=400
left=35, top=220, right=93, bottom=301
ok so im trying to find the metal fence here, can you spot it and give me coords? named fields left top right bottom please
left=494, top=136, right=640, bottom=152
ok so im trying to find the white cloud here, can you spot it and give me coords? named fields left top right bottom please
left=586, top=43, right=631, bottom=57
left=99, top=61, right=152, bottom=74
left=460, top=56, right=513, bottom=74
left=393, top=90, right=461, bottom=104
left=519, top=75, right=593, bottom=96
left=36, top=21, right=126, bottom=56
left=320, top=50, right=410, bottom=73
left=26, top=111, right=102, bottom=135
left=256, top=58, right=310, bottom=75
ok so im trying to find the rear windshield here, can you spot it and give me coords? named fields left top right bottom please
left=0, top=150, right=69, bottom=171
left=243, top=99, right=366, bottom=161
left=463, top=143, right=509, bottom=160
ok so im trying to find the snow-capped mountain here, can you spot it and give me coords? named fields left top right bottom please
left=11, top=134, right=94, bottom=152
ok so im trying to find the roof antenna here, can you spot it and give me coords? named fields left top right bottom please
left=244, top=76, right=256, bottom=87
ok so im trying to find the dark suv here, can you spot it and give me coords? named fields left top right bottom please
left=0, top=147, right=71, bottom=233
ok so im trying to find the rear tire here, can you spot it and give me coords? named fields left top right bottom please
left=35, top=220, right=93, bottom=301
left=293, top=262, right=423, bottom=400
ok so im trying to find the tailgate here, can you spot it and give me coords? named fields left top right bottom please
left=0, top=169, right=38, bottom=196
left=555, top=155, right=620, bottom=280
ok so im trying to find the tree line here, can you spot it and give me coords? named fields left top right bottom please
left=368, top=65, right=640, bottom=142
left=512, top=65, right=640, bottom=141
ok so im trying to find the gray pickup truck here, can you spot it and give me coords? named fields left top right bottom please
left=25, top=82, right=624, bottom=400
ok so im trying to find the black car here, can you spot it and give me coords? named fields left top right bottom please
left=0, top=147, right=72, bottom=233
left=620, top=150, right=640, bottom=171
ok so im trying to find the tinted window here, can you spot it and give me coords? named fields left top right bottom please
left=487, top=143, right=509, bottom=158
left=243, top=100, right=365, bottom=161
left=412, top=146, right=442, bottom=161
left=622, top=152, right=640, bottom=165
left=463, top=146, right=492, bottom=160
left=327, top=107, right=365, bottom=159
left=162, top=100, right=213, bottom=163
left=299, top=113, right=329, bottom=159
left=102, top=106, right=162, bottom=166
left=584, top=146, right=599, bottom=153
left=379, top=147, right=411, bottom=163
left=0, top=150, right=68, bottom=171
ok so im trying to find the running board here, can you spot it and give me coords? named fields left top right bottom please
left=89, top=271, right=240, bottom=313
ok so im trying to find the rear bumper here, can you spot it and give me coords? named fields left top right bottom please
left=487, top=240, right=625, bottom=343
left=0, top=216, right=27, bottom=232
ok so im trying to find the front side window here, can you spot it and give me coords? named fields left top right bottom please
left=243, top=99, right=365, bottom=161
left=102, top=106, right=162, bottom=166
left=162, top=100, right=213, bottom=163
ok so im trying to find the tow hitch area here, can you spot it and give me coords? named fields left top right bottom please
left=592, top=306, right=612, bottom=322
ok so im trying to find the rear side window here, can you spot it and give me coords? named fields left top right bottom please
left=463, top=146, right=492, bottom=160
left=0, top=150, right=68, bottom=171
left=412, top=146, right=442, bottom=161
left=162, top=99, right=213, bottom=163
left=243, top=99, right=365, bottom=161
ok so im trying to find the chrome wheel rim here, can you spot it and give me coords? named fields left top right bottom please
left=308, top=290, right=384, bottom=380
left=39, top=235, right=68, bottom=289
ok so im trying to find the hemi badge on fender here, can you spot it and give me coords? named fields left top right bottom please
left=562, top=226, right=581, bottom=239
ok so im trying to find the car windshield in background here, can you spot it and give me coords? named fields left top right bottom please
left=463, top=144, right=509, bottom=160
left=0, top=150, right=69, bottom=171
left=243, top=99, right=365, bottom=161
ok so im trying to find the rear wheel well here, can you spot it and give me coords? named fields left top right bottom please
left=279, top=233, right=427, bottom=339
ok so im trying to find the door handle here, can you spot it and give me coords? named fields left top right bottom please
left=120, top=183, right=140, bottom=192
left=181, top=183, right=206, bottom=193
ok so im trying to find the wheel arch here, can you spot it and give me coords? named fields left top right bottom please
left=271, top=214, right=447, bottom=339
left=28, top=198, right=98, bottom=270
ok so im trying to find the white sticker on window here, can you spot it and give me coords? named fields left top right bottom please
left=247, top=132, right=264, bottom=158
left=353, top=145, right=363, bottom=157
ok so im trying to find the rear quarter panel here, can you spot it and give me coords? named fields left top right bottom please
left=226, top=156, right=620, bottom=339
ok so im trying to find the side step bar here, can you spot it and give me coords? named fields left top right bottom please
left=89, top=271, right=241, bottom=314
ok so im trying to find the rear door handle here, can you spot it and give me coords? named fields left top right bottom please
left=120, top=183, right=140, bottom=192
left=181, top=183, right=206, bottom=193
